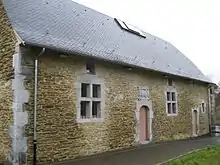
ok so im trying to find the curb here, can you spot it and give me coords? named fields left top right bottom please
left=53, top=137, right=213, bottom=164
left=156, top=147, right=210, bottom=165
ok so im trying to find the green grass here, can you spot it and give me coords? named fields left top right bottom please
left=166, top=146, right=220, bottom=165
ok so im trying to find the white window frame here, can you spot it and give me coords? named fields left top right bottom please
left=76, top=75, right=105, bottom=123
left=165, top=88, right=178, bottom=116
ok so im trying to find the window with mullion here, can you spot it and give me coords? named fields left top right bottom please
left=80, top=82, right=102, bottom=119
left=167, top=101, right=177, bottom=114
left=166, top=90, right=177, bottom=115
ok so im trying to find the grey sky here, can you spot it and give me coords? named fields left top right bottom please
left=74, top=0, right=220, bottom=83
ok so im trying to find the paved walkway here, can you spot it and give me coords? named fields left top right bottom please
left=54, top=136, right=220, bottom=165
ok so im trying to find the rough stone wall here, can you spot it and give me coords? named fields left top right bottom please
left=34, top=54, right=85, bottom=164
left=0, top=2, right=16, bottom=163
left=215, top=90, right=220, bottom=123
left=31, top=52, right=210, bottom=164
left=152, top=80, right=209, bottom=141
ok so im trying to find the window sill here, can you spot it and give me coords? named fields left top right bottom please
left=76, top=118, right=104, bottom=123
left=167, top=113, right=178, bottom=117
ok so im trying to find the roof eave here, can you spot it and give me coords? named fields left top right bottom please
left=23, top=41, right=213, bottom=85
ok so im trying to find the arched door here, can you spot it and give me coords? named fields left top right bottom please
left=139, top=106, right=149, bottom=142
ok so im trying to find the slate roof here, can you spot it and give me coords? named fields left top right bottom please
left=3, top=0, right=212, bottom=83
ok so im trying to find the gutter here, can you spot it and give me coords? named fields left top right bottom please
left=34, top=48, right=45, bottom=165
left=20, top=40, right=214, bottom=85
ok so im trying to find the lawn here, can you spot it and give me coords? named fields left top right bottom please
left=166, top=145, right=220, bottom=165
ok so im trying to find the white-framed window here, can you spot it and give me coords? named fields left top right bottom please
left=200, top=102, right=206, bottom=113
left=76, top=75, right=104, bottom=123
left=165, top=89, right=178, bottom=116
left=80, top=83, right=101, bottom=118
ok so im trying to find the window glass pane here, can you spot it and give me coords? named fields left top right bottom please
left=81, top=83, right=90, bottom=97
left=125, top=23, right=145, bottom=36
left=210, top=88, right=213, bottom=94
left=93, top=84, right=101, bottom=98
left=92, top=101, right=101, bottom=118
left=86, top=60, right=95, bottom=74
left=115, top=18, right=128, bottom=29
left=167, top=92, right=171, bottom=101
left=80, top=101, right=90, bottom=118
left=172, top=92, right=176, bottom=101
left=167, top=103, right=172, bottom=114
left=172, top=103, right=176, bottom=114
left=201, top=103, right=205, bottom=112
left=168, top=79, right=173, bottom=86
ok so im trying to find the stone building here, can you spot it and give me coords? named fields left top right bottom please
left=1, top=0, right=216, bottom=164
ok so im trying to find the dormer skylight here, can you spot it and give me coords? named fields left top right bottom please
left=114, top=18, right=146, bottom=38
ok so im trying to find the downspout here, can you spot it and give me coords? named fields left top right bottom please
left=34, top=48, right=45, bottom=165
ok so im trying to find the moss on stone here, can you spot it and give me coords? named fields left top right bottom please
left=0, top=3, right=16, bottom=164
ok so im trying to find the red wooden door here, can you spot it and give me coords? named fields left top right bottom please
left=140, top=106, right=149, bottom=142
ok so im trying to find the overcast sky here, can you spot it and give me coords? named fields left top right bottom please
left=74, top=0, right=220, bottom=83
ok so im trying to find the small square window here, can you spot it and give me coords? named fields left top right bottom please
left=93, top=84, right=101, bottom=98
left=86, top=60, right=95, bottom=74
left=92, top=101, right=101, bottom=118
left=201, top=102, right=205, bottom=113
left=80, top=101, right=90, bottom=119
left=210, top=88, right=213, bottom=94
left=167, top=78, right=173, bottom=86
left=81, top=83, right=90, bottom=97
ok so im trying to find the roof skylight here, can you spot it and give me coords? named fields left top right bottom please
left=114, top=18, right=146, bottom=38
left=116, top=19, right=128, bottom=30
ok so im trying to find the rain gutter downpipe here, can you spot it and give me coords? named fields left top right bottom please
left=34, top=48, right=45, bottom=165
